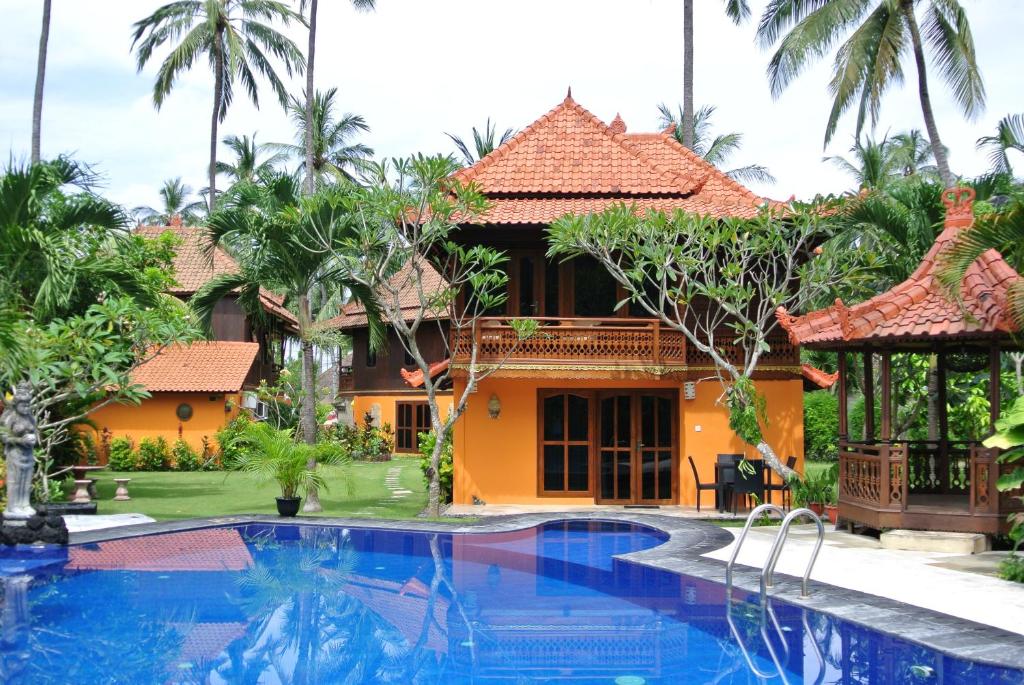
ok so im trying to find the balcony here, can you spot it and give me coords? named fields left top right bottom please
left=451, top=317, right=687, bottom=371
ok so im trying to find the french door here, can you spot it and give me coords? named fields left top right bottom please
left=596, top=392, right=677, bottom=504
left=395, top=401, right=431, bottom=453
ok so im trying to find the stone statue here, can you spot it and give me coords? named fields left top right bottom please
left=2, top=382, right=38, bottom=520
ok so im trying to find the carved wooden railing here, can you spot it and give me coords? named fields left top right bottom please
left=451, top=317, right=687, bottom=367
left=906, top=440, right=972, bottom=496
left=685, top=330, right=800, bottom=368
left=338, top=367, right=354, bottom=392
left=839, top=441, right=906, bottom=511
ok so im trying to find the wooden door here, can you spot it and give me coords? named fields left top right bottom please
left=396, top=401, right=430, bottom=453
left=597, top=392, right=677, bottom=504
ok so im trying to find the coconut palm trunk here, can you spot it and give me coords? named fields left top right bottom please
left=209, top=34, right=225, bottom=213
left=901, top=0, right=954, bottom=187
left=31, top=0, right=52, bottom=164
left=682, top=0, right=694, bottom=150
left=304, top=0, right=318, bottom=196
left=298, top=293, right=322, bottom=512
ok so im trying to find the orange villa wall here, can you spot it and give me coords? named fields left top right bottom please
left=349, top=392, right=453, bottom=431
left=88, top=391, right=242, bottom=457
left=452, top=376, right=804, bottom=507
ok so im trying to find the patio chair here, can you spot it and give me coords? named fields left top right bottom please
left=715, top=454, right=742, bottom=512
left=732, top=460, right=766, bottom=515
left=764, top=456, right=798, bottom=510
left=688, top=456, right=728, bottom=513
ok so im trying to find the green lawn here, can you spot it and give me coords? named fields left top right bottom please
left=85, top=457, right=427, bottom=521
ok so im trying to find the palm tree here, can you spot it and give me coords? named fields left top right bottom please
left=299, top=0, right=376, bottom=195
left=888, top=129, right=939, bottom=178
left=756, top=0, right=985, bottom=187
left=825, top=135, right=900, bottom=190
left=444, top=119, right=516, bottom=167
left=192, top=173, right=384, bottom=511
left=216, top=133, right=284, bottom=185
left=680, top=1, right=751, bottom=150
left=132, top=178, right=207, bottom=225
left=269, top=88, right=373, bottom=186
left=976, top=114, right=1024, bottom=176
left=131, top=0, right=305, bottom=213
left=31, top=0, right=52, bottom=164
left=657, top=103, right=776, bottom=184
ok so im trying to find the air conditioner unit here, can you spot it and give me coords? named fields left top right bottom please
left=253, top=401, right=270, bottom=421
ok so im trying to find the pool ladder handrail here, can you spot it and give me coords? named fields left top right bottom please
left=724, top=504, right=825, bottom=602
left=760, top=507, right=825, bottom=601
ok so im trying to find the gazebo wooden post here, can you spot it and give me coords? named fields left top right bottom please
left=837, top=352, right=848, bottom=442
left=989, top=345, right=1002, bottom=433
left=936, top=350, right=950, bottom=493
left=880, top=352, right=892, bottom=442
left=863, top=350, right=875, bottom=442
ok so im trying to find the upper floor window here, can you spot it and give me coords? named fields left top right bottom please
left=573, top=257, right=617, bottom=318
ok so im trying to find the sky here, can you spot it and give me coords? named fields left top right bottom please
left=1, top=0, right=1022, bottom=211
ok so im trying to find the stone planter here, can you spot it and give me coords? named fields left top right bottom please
left=276, top=497, right=301, bottom=517
left=825, top=504, right=839, bottom=525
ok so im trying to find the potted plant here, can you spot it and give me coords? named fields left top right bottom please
left=231, top=423, right=344, bottom=516
left=791, top=463, right=836, bottom=517
left=823, top=463, right=840, bottom=524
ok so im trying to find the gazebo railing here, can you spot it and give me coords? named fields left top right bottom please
left=905, top=440, right=972, bottom=496
left=838, top=441, right=905, bottom=511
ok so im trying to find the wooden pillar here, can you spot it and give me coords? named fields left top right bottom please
left=936, top=350, right=949, bottom=439
left=837, top=351, right=848, bottom=441
left=880, top=352, right=892, bottom=442
left=863, top=351, right=875, bottom=442
left=990, top=345, right=1002, bottom=433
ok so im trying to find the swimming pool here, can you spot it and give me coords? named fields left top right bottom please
left=0, top=519, right=1019, bottom=684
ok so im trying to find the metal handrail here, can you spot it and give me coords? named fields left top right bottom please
left=760, top=507, right=825, bottom=600
left=725, top=503, right=786, bottom=594
left=725, top=604, right=788, bottom=684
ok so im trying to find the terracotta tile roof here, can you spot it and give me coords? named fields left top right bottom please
left=778, top=188, right=1022, bottom=348
left=321, top=259, right=448, bottom=330
left=801, top=363, right=839, bottom=390
left=135, top=223, right=298, bottom=328
left=339, top=574, right=449, bottom=651
left=131, top=341, right=260, bottom=392
left=67, top=529, right=254, bottom=572
left=175, top=622, right=249, bottom=662
left=401, top=358, right=449, bottom=388
left=450, top=95, right=771, bottom=225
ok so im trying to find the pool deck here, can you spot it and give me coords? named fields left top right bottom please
left=64, top=510, right=1024, bottom=670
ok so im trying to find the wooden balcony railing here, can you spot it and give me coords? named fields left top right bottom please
left=338, top=367, right=354, bottom=392
left=838, top=441, right=906, bottom=511
left=451, top=317, right=687, bottom=367
left=685, top=330, right=800, bottom=368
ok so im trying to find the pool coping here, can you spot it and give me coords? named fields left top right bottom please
left=69, top=511, right=1024, bottom=671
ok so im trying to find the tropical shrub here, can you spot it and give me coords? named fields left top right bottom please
left=137, top=437, right=171, bottom=471
left=74, top=431, right=100, bottom=466
left=791, top=463, right=838, bottom=508
left=804, top=391, right=839, bottom=461
left=986, top=395, right=1024, bottom=559
left=999, top=554, right=1024, bottom=584
left=108, top=437, right=136, bottom=471
left=332, top=412, right=395, bottom=461
left=419, top=430, right=453, bottom=504
left=216, top=415, right=253, bottom=469
left=172, top=439, right=201, bottom=471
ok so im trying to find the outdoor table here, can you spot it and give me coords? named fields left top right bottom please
left=70, top=465, right=107, bottom=500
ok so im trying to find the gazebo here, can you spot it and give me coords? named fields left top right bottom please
left=778, top=187, right=1023, bottom=534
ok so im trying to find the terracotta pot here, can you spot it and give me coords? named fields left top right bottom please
left=807, top=502, right=825, bottom=517
left=825, top=504, right=839, bottom=525
left=276, top=497, right=301, bottom=517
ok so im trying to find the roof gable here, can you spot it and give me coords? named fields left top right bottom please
left=131, top=341, right=260, bottom=392
left=453, top=95, right=698, bottom=196
left=778, top=188, right=1021, bottom=347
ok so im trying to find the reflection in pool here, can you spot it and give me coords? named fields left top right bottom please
left=0, top=520, right=1018, bottom=684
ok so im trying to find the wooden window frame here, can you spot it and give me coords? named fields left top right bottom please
left=537, top=389, right=596, bottom=497
left=395, top=400, right=430, bottom=454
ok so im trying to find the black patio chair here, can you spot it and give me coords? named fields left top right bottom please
left=715, top=454, right=742, bottom=512
left=764, top=456, right=798, bottom=510
left=688, top=456, right=728, bottom=513
left=732, top=460, right=766, bottom=514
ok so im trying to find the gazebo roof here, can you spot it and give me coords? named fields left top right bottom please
left=777, top=187, right=1021, bottom=349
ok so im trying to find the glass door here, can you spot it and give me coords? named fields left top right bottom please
left=597, top=392, right=676, bottom=504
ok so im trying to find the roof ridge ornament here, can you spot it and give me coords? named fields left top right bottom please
left=609, top=113, right=626, bottom=135
left=941, top=186, right=976, bottom=230
left=565, top=86, right=572, bottom=101
left=832, top=298, right=853, bottom=340
left=169, top=214, right=183, bottom=227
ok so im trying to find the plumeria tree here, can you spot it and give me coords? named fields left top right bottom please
left=547, top=203, right=837, bottom=478
left=321, top=155, right=536, bottom=516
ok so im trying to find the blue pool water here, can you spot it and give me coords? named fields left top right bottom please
left=0, top=520, right=1019, bottom=684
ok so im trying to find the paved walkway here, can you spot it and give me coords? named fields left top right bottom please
left=708, top=524, right=1024, bottom=636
